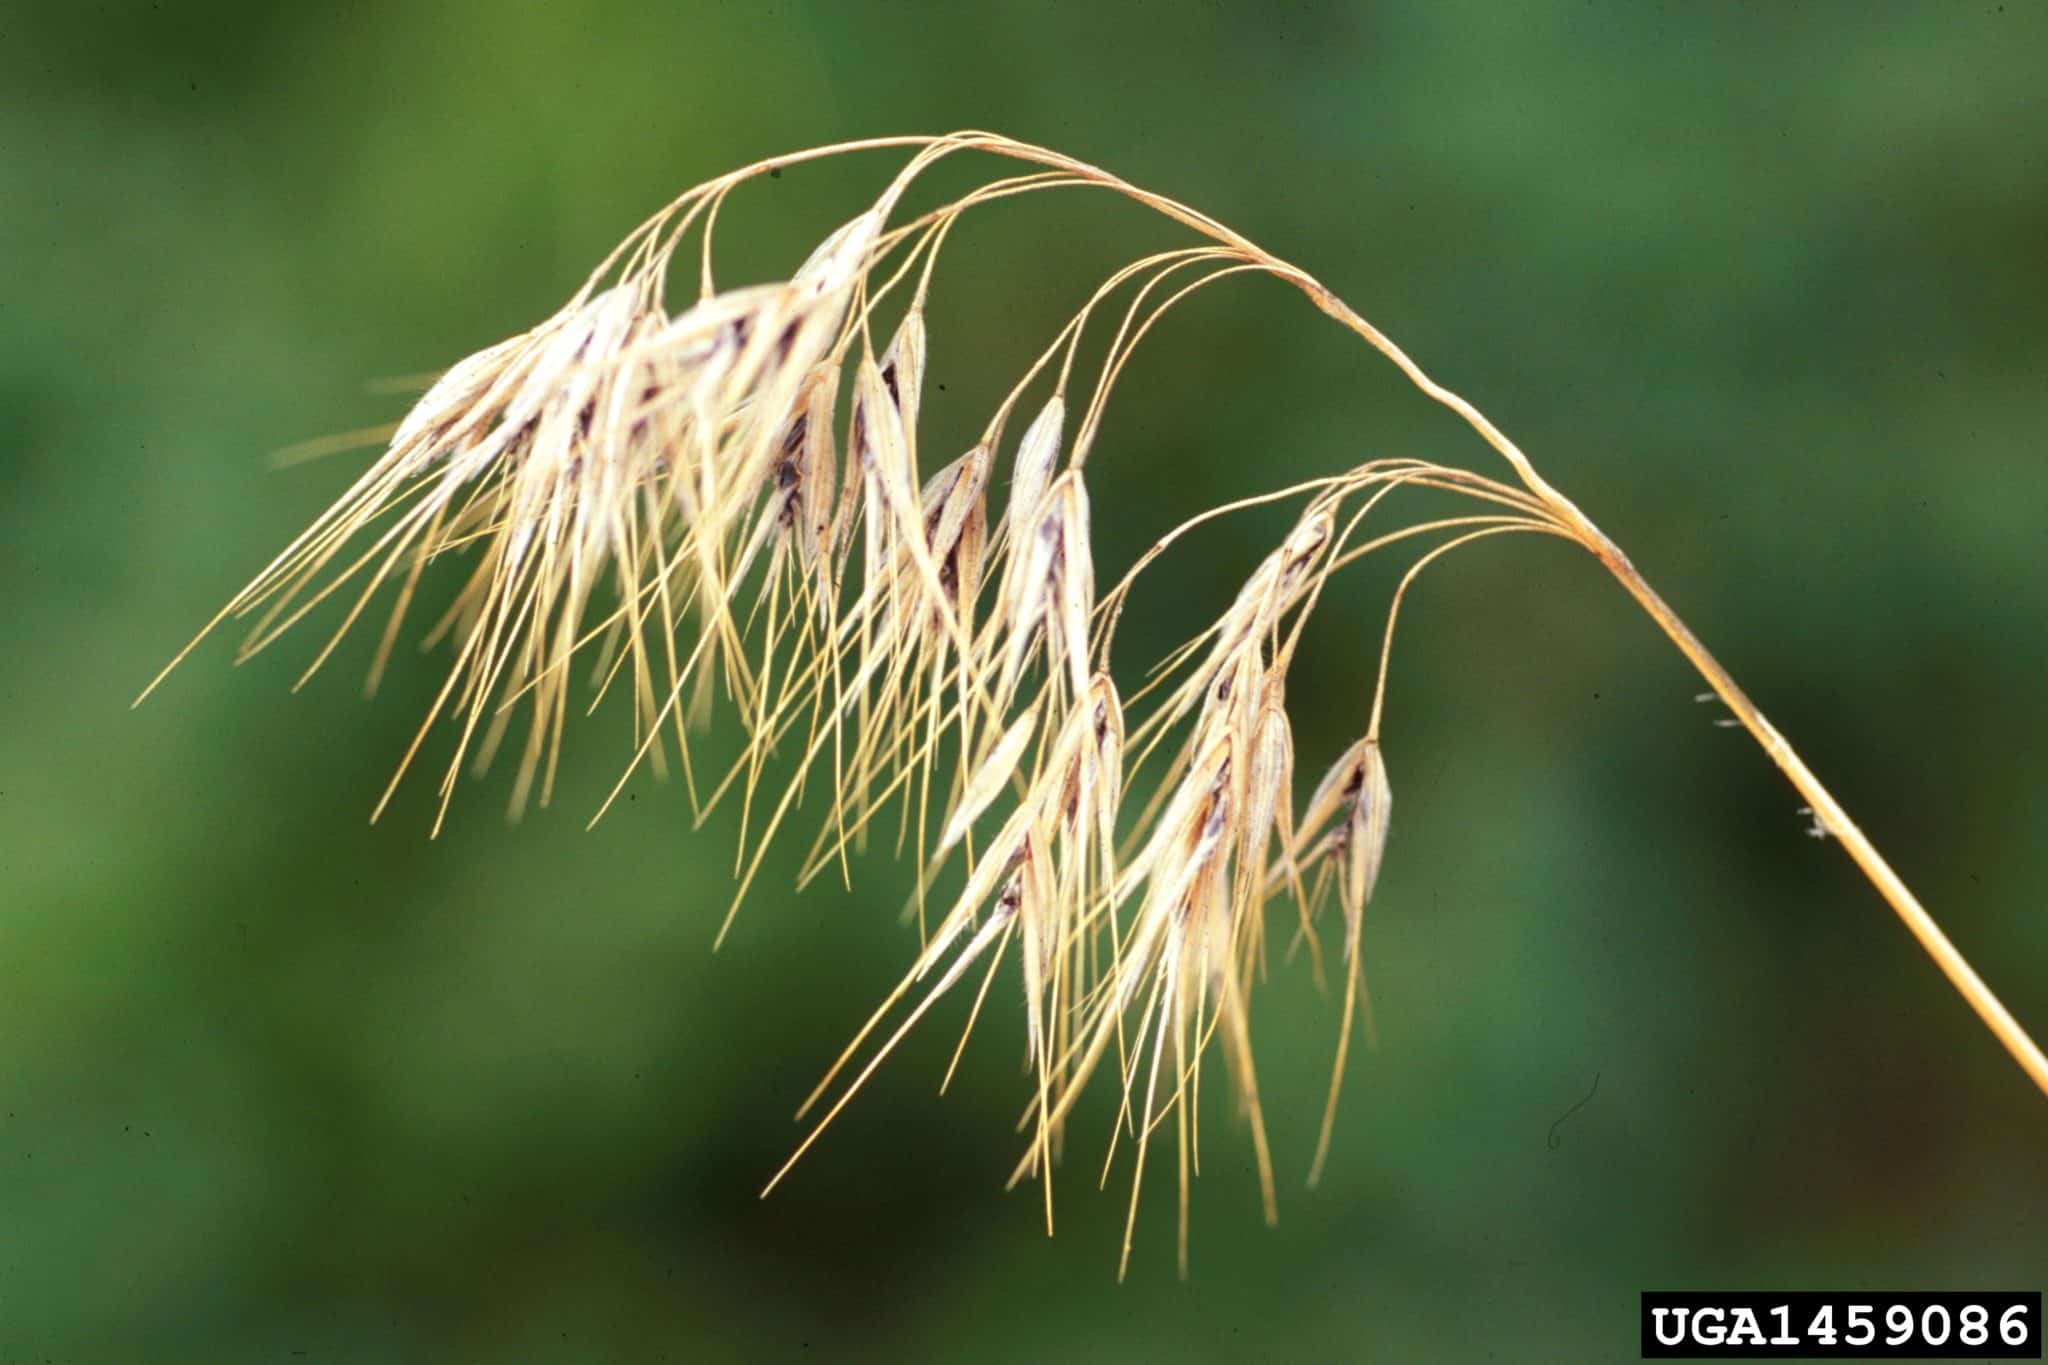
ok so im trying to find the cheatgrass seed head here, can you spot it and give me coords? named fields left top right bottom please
left=147, top=136, right=1579, bottom=1272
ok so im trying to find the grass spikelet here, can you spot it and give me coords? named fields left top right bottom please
left=141, top=131, right=2048, bottom=1274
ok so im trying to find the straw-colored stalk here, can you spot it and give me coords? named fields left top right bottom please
left=139, top=132, right=2047, bottom=1277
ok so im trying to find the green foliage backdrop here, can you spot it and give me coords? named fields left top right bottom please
left=5, top=3, right=2044, bottom=1359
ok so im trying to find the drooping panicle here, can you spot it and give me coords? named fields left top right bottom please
left=145, top=139, right=1506, bottom=1272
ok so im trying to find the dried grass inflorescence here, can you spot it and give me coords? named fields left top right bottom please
left=141, top=131, right=2048, bottom=1274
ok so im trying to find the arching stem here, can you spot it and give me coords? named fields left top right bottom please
left=1573, top=514, right=2048, bottom=1098
left=1276, top=268, right=2048, bottom=1101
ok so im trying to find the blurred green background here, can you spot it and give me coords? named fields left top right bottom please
left=6, top=2, right=2046, bottom=1359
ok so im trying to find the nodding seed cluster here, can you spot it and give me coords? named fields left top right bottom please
left=142, top=132, right=1587, bottom=1275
